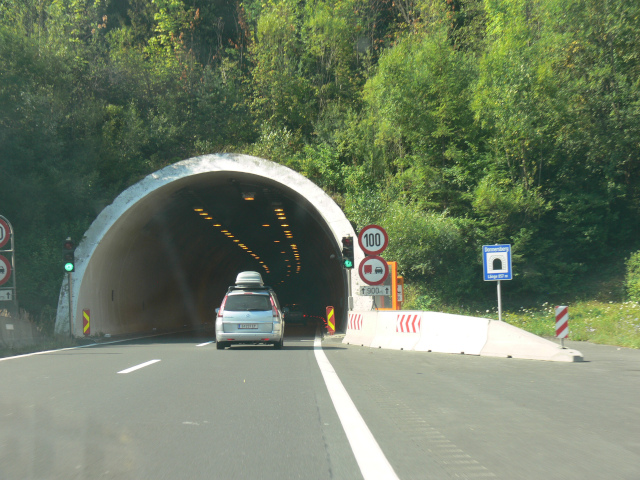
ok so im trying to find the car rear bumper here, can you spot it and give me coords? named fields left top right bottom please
left=215, top=317, right=283, bottom=344
left=216, top=332, right=282, bottom=343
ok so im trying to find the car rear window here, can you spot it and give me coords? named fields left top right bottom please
left=224, top=294, right=271, bottom=312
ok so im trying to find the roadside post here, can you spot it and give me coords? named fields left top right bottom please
left=357, top=225, right=391, bottom=310
left=325, top=306, right=335, bottom=335
left=63, top=237, right=76, bottom=337
left=482, top=245, right=513, bottom=321
left=555, top=306, right=569, bottom=348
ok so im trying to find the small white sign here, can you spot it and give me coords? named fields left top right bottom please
left=359, top=285, right=391, bottom=296
left=5, top=324, right=14, bottom=330
left=0, top=289, right=12, bottom=301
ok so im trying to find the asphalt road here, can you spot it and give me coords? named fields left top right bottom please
left=1, top=325, right=639, bottom=479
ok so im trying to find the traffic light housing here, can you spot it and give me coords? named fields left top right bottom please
left=341, top=236, right=354, bottom=269
left=63, top=238, right=75, bottom=272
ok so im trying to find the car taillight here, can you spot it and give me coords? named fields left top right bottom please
left=270, top=297, right=278, bottom=318
left=218, top=296, right=228, bottom=318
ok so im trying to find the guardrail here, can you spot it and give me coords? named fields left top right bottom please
left=344, top=311, right=583, bottom=362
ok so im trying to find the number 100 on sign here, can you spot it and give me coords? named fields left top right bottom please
left=358, top=225, right=389, bottom=256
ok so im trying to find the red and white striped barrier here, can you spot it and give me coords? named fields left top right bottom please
left=555, top=306, right=569, bottom=338
left=371, top=312, right=422, bottom=350
left=343, top=312, right=378, bottom=346
left=343, top=310, right=583, bottom=362
left=348, top=313, right=363, bottom=331
left=397, top=313, right=420, bottom=333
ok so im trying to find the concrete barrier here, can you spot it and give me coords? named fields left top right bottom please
left=343, top=312, right=378, bottom=347
left=371, top=312, right=421, bottom=350
left=415, top=312, right=489, bottom=355
left=481, top=320, right=583, bottom=362
left=342, top=310, right=584, bottom=362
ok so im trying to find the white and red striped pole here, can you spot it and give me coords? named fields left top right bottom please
left=555, top=306, right=569, bottom=348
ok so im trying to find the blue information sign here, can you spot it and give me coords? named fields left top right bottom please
left=483, top=245, right=512, bottom=281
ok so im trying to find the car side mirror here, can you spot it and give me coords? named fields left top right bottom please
left=215, top=308, right=220, bottom=314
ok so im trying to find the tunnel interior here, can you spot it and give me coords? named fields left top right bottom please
left=77, top=170, right=350, bottom=336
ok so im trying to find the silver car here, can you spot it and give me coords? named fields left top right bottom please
left=215, top=272, right=285, bottom=349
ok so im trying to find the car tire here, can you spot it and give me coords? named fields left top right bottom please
left=216, top=341, right=226, bottom=350
left=273, top=337, right=284, bottom=350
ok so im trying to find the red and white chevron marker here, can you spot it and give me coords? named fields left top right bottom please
left=348, top=313, right=363, bottom=331
left=396, top=313, right=421, bottom=333
left=555, top=306, right=569, bottom=339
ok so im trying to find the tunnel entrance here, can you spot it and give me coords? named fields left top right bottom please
left=56, top=154, right=368, bottom=337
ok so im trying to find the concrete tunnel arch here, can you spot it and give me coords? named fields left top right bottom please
left=55, top=153, right=371, bottom=337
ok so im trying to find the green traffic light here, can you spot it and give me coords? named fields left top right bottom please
left=343, top=259, right=354, bottom=269
left=64, top=263, right=74, bottom=272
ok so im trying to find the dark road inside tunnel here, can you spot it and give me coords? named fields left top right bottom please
left=149, top=173, right=348, bottom=322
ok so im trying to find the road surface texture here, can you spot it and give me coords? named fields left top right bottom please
left=1, top=325, right=638, bottom=479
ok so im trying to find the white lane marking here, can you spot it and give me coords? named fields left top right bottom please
left=117, top=359, right=161, bottom=374
left=314, top=333, right=399, bottom=480
left=0, top=330, right=184, bottom=362
left=196, top=341, right=214, bottom=347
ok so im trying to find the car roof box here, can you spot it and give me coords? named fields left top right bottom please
left=235, top=271, right=264, bottom=286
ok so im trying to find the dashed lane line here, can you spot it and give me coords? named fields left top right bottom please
left=117, top=359, right=161, bottom=374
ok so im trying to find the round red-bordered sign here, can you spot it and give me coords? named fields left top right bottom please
left=0, top=217, right=10, bottom=249
left=0, top=254, right=12, bottom=286
left=358, top=255, right=389, bottom=286
left=358, top=224, right=389, bottom=256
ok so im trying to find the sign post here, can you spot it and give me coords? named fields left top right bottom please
left=0, top=215, right=17, bottom=315
left=83, top=309, right=91, bottom=336
left=356, top=224, right=392, bottom=310
left=358, top=255, right=389, bottom=286
left=555, top=306, right=569, bottom=348
left=325, top=306, right=335, bottom=335
left=358, top=225, right=389, bottom=257
left=482, top=245, right=513, bottom=321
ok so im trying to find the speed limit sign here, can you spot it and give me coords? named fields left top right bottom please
left=358, top=224, right=389, bottom=256
left=0, top=217, right=9, bottom=249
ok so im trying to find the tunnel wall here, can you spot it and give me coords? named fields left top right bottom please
left=56, top=153, right=371, bottom=336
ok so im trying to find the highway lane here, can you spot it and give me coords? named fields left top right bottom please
left=324, top=337, right=640, bottom=480
left=0, top=328, right=361, bottom=479
left=1, top=327, right=639, bottom=479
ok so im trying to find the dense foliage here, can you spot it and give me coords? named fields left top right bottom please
left=1, top=0, right=639, bottom=327
left=627, top=251, right=640, bottom=302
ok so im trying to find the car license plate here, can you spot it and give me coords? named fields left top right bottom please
left=238, top=324, right=258, bottom=329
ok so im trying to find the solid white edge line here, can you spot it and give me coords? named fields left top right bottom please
left=117, top=359, right=161, bottom=374
left=313, top=332, right=399, bottom=480
left=196, top=341, right=214, bottom=347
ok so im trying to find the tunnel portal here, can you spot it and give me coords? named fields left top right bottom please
left=55, top=154, right=369, bottom=337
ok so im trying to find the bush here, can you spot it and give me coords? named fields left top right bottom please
left=626, top=251, right=640, bottom=301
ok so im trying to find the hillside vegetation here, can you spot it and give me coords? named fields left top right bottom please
left=1, top=0, right=639, bottom=336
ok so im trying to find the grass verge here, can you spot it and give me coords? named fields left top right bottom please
left=466, top=301, right=640, bottom=349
